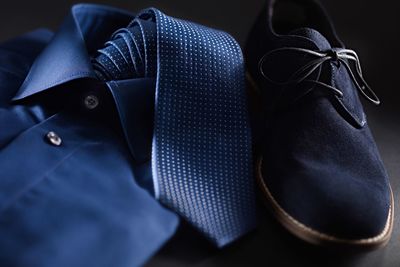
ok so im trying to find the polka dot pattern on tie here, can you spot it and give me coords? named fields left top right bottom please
left=92, top=8, right=256, bottom=248
left=144, top=9, right=256, bottom=247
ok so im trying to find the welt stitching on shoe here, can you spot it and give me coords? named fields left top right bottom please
left=257, top=157, right=392, bottom=244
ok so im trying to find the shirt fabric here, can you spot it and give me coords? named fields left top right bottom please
left=0, top=3, right=255, bottom=267
left=0, top=4, right=178, bottom=267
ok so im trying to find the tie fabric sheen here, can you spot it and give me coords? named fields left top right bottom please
left=92, top=8, right=256, bottom=247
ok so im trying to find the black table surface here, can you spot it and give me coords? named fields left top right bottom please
left=147, top=106, right=400, bottom=267
left=1, top=0, right=399, bottom=266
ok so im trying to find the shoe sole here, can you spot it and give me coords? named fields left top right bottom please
left=256, top=157, right=394, bottom=249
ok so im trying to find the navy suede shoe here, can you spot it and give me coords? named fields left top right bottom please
left=245, top=0, right=394, bottom=248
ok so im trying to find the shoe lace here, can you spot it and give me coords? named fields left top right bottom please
left=258, top=47, right=381, bottom=105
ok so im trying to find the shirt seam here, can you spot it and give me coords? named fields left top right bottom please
left=0, top=142, right=101, bottom=217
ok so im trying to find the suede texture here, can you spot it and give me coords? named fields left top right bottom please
left=245, top=0, right=391, bottom=239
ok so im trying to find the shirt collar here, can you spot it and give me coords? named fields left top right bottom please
left=13, top=3, right=134, bottom=100
left=13, top=4, right=154, bottom=163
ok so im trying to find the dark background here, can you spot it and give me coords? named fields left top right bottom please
left=1, top=1, right=399, bottom=266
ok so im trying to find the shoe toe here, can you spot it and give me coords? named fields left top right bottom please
left=262, top=162, right=392, bottom=242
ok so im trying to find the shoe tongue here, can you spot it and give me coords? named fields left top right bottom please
left=289, top=28, right=331, bottom=51
left=289, top=28, right=366, bottom=128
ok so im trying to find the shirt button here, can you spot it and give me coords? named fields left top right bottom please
left=84, top=94, right=99, bottom=110
left=46, top=131, right=62, bottom=146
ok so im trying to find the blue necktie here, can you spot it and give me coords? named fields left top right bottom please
left=92, top=8, right=256, bottom=247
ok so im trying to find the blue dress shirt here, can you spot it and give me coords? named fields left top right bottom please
left=0, top=4, right=178, bottom=267
left=0, top=3, right=256, bottom=266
